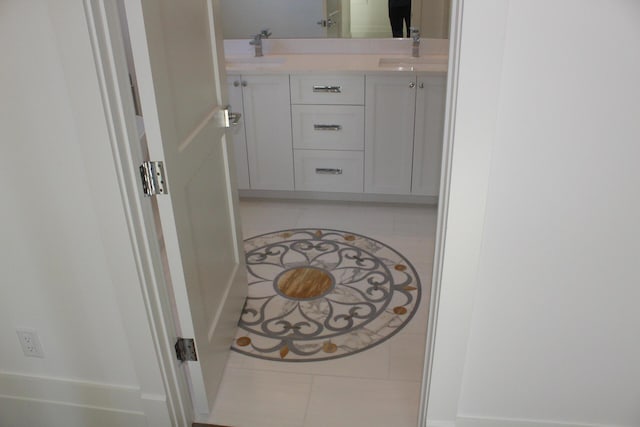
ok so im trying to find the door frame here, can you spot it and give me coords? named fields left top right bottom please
left=417, top=0, right=463, bottom=424
left=83, top=1, right=194, bottom=424
left=84, top=0, right=466, bottom=425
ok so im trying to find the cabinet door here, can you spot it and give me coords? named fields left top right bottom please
left=226, top=75, right=251, bottom=189
left=412, top=75, right=446, bottom=196
left=243, top=75, right=294, bottom=190
left=364, top=75, right=417, bottom=194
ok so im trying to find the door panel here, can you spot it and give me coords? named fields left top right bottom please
left=226, top=75, right=251, bottom=189
left=124, top=0, right=247, bottom=417
left=364, top=75, right=417, bottom=194
left=243, top=75, right=294, bottom=190
left=412, top=75, right=447, bottom=196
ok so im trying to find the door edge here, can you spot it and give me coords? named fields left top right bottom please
left=83, top=1, right=195, bottom=425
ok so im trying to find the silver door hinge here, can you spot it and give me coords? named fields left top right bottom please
left=175, top=338, right=198, bottom=362
left=139, top=161, right=168, bottom=197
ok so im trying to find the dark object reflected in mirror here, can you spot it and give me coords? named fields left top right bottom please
left=220, top=0, right=450, bottom=40
left=389, top=0, right=411, bottom=38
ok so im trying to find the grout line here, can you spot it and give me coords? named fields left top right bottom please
left=301, top=375, right=316, bottom=427
left=223, top=362, right=426, bottom=384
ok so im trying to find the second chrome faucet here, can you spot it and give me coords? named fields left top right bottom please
left=410, top=27, right=420, bottom=57
left=250, top=29, right=272, bottom=57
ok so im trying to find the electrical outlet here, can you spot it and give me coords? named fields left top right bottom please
left=16, top=328, right=44, bottom=358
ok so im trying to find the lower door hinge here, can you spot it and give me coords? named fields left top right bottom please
left=175, top=338, right=198, bottom=362
left=139, top=161, right=168, bottom=197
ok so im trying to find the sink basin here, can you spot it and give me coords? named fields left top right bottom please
left=226, top=57, right=286, bottom=67
left=378, top=56, right=448, bottom=71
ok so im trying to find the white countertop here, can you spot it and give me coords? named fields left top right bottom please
left=223, top=38, right=449, bottom=75
left=225, top=53, right=448, bottom=75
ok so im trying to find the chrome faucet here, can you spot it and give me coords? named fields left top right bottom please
left=249, top=29, right=272, bottom=57
left=260, top=29, right=272, bottom=39
left=410, top=27, right=420, bottom=58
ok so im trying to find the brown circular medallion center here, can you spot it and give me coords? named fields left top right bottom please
left=276, top=267, right=334, bottom=300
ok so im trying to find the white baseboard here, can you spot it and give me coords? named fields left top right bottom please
left=238, top=189, right=438, bottom=205
left=427, top=420, right=457, bottom=427
left=456, top=415, right=611, bottom=427
left=0, top=371, right=165, bottom=427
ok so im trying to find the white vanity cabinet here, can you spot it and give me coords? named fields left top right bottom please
left=226, top=67, right=446, bottom=200
left=411, top=75, right=447, bottom=196
left=227, top=74, right=294, bottom=191
left=290, top=75, right=365, bottom=193
left=364, top=74, right=446, bottom=196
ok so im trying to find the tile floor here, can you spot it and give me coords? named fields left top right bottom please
left=208, top=199, right=437, bottom=427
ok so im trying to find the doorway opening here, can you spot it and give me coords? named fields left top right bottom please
left=111, top=0, right=457, bottom=424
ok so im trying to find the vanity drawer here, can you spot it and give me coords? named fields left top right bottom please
left=294, top=150, right=364, bottom=192
left=292, top=105, right=364, bottom=151
left=290, top=75, right=365, bottom=105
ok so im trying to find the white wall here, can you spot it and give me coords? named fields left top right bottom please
left=428, top=1, right=640, bottom=426
left=0, top=1, right=170, bottom=425
left=419, top=0, right=450, bottom=39
left=350, top=0, right=390, bottom=38
left=220, top=0, right=324, bottom=39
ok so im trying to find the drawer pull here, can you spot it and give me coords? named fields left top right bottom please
left=315, top=168, right=343, bottom=175
left=313, top=85, right=342, bottom=93
left=313, top=124, right=342, bottom=131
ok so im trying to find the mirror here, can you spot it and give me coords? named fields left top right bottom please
left=220, top=0, right=450, bottom=40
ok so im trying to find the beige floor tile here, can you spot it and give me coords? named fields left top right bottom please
left=393, top=206, right=438, bottom=237
left=230, top=342, right=390, bottom=379
left=388, top=332, right=427, bottom=381
left=239, top=200, right=304, bottom=236
left=304, top=376, right=421, bottom=427
left=209, top=367, right=311, bottom=427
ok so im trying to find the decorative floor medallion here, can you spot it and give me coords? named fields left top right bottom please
left=232, top=229, right=421, bottom=362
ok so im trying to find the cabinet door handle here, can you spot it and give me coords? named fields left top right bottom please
left=419, top=82, right=424, bottom=89
left=313, top=124, right=342, bottom=131
left=313, top=85, right=342, bottom=93
left=409, top=82, right=416, bottom=89
left=241, top=81, right=248, bottom=87
left=315, top=168, right=343, bottom=175
left=233, top=80, right=240, bottom=87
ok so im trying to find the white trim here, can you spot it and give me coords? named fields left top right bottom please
left=418, top=0, right=463, bottom=425
left=427, top=422, right=457, bottom=427
left=0, top=398, right=146, bottom=427
left=0, top=371, right=149, bottom=424
left=421, top=0, right=510, bottom=424
left=0, top=371, right=143, bottom=413
left=82, top=1, right=193, bottom=425
left=456, top=415, right=613, bottom=427
left=239, top=189, right=437, bottom=205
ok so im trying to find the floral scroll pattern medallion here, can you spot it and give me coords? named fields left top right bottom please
left=232, top=229, right=421, bottom=362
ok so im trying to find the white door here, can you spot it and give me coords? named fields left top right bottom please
left=323, top=0, right=342, bottom=37
left=124, top=0, right=247, bottom=417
